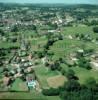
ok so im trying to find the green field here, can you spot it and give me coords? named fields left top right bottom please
left=61, top=64, right=98, bottom=84
left=30, top=26, right=98, bottom=87
left=1, top=26, right=98, bottom=100
left=34, top=64, right=60, bottom=88
left=0, top=92, right=61, bottom=100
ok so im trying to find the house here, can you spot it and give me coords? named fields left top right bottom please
left=26, top=77, right=37, bottom=89
left=28, top=53, right=33, bottom=60
left=90, top=61, right=98, bottom=70
left=42, top=56, right=48, bottom=64
left=48, top=30, right=56, bottom=33
left=27, top=80, right=36, bottom=89
left=77, top=49, right=84, bottom=53
left=68, top=35, right=73, bottom=39
left=3, top=76, right=10, bottom=86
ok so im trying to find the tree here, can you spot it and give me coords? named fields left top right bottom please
left=60, top=91, right=70, bottom=100
left=0, top=61, right=3, bottom=66
left=10, top=37, right=17, bottom=43
left=32, top=25, right=38, bottom=33
left=58, top=33, right=63, bottom=40
left=61, top=68, right=66, bottom=75
left=0, top=29, right=5, bottom=36
left=49, top=60, right=61, bottom=71
left=80, top=89, right=93, bottom=100
left=66, top=69, right=75, bottom=80
left=64, top=79, right=80, bottom=92
left=78, top=57, right=91, bottom=70
left=59, top=58, right=64, bottom=63
left=37, top=51, right=45, bottom=58
left=11, top=25, right=18, bottom=32
left=42, top=88, right=60, bottom=96
left=86, top=77, right=96, bottom=88
left=93, top=27, right=98, bottom=33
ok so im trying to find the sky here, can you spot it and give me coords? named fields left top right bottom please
left=0, top=0, right=98, bottom=4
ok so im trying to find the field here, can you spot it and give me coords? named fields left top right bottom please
left=0, top=92, right=61, bottom=100
left=34, top=64, right=60, bottom=89
left=49, top=26, right=98, bottom=84
left=11, top=78, right=28, bottom=91
left=1, top=25, right=98, bottom=99
left=47, top=75, right=67, bottom=88
left=61, top=64, right=98, bottom=84
left=0, top=3, right=98, bottom=100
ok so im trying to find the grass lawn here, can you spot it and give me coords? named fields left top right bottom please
left=11, top=78, right=28, bottom=92
left=49, top=39, right=98, bottom=61
left=0, top=92, right=61, bottom=100
left=0, top=41, right=20, bottom=48
left=48, top=26, right=98, bottom=61
left=34, top=64, right=60, bottom=89
left=31, top=35, right=47, bottom=51
left=61, top=64, right=98, bottom=84
left=0, top=91, right=46, bottom=100
left=62, top=26, right=94, bottom=35
left=46, top=96, right=61, bottom=100
left=62, top=26, right=98, bottom=40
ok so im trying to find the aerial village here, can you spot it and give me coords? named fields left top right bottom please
left=0, top=3, right=98, bottom=100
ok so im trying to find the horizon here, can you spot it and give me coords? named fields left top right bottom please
left=0, top=0, right=98, bottom=5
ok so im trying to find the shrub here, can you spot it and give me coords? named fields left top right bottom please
left=61, top=69, right=66, bottom=75
left=93, top=27, right=98, bottom=33
left=66, top=69, right=75, bottom=79
left=42, top=88, right=60, bottom=96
